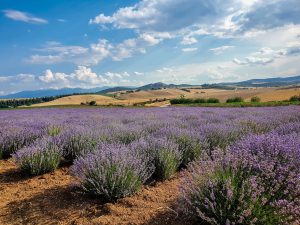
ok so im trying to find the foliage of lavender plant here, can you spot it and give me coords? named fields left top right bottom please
left=0, top=106, right=299, bottom=213
left=14, top=136, right=62, bottom=175
left=180, top=133, right=300, bottom=225
left=152, top=127, right=205, bottom=166
left=57, top=126, right=100, bottom=161
left=0, top=126, right=44, bottom=159
left=131, top=137, right=182, bottom=180
left=46, top=125, right=62, bottom=136
left=72, top=143, right=154, bottom=200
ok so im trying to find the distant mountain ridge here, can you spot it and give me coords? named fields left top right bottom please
left=1, top=75, right=299, bottom=99
left=0, top=87, right=110, bottom=99
left=97, top=86, right=135, bottom=94
left=223, top=75, right=300, bottom=87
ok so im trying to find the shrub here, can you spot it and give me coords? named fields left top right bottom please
left=180, top=133, right=300, bottom=224
left=170, top=98, right=194, bottom=104
left=0, top=127, right=42, bottom=159
left=193, top=98, right=207, bottom=104
left=89, top=101, right=97, bottom=106
left=99, top=126, right=144, bottom=145
left=273, top=122, right=300, bottom=135
left=167, top=129, right=205, bottom=166
left=201, top=124, right=242, bottom=152
left=226, top=97, right=244, bottom=103
left=206, top=98, right=220, bottom=103
left=239, top=120, right=275, bottom=134
left=251, top=96, right=261, bottom=102
left=58, top=127, right=100, bottom=161
left=46, top=125, right=62, bottom=136
left=132, top=138, right=182, bottom=180
left=72, top=143, right=153, bottom=200
left=290, top=95, right=300, bottom=102
left=170, top=97, right=219, bottom=104
left=111, top=127, right=143, bottom=145
left=14, top=137, right=62, bottom=175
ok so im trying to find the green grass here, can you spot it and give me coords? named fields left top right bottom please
left=1, top=100, right=299, bottom=111
left=172, top=101, right=300, bottom=107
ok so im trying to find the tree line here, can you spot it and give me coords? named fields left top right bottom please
left=0, top=94, right=75, bottom=108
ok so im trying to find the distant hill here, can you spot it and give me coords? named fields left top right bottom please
left=138, top=82, right=200, bottom=90
left=1, top=75, right=300, bottom=99
left=97, top=86, right=135, bottom=94
left=97, top=82, right=199, bottom=94
left=223, top=75, right=300, bottom=87
left=0, top=87, right=110, bottom=99
left=138, top=82, right=170, bottom=90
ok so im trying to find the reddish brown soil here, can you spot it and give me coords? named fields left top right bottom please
left=0, top=159, right=197, bottom=225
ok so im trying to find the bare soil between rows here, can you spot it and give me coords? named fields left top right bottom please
left=0, top=159, right=197, bottom=225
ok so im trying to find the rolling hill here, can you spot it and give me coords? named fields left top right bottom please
left=1, top=75, right=300, bottom=99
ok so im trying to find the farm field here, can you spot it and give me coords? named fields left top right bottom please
left=25, top=87, right=300, bottom=107
left=0, top=106, right=299, bottom=224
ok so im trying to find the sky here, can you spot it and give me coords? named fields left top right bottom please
left=0, top=0, right=300, bottom=95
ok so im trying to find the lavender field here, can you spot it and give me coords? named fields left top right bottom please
left=1, top=106, right=300, bottom=224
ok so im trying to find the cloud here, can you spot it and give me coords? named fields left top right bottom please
left=27, top=40, right=110, bottom=65
left=156, top=67, right=174, bottom=73
left=89, top=0, right=237, bottom=32
left=3, top=10, right=48, bottom=24
left=57, top=19, right=66, bottom=23
left=182, top=47, right=198, bottom=52
left=20, top=0, right=300, bottom=69
left=38, top=66, right=111, bottom=86
left=134, top=72, right=144, bottom=76
left=0, top=66, right=141, bottom=95
left=90, top=0, right=300, bottom=44
left=89, top=13, right=114, bottom=24
left=104, top=72, right=130, bottom=79
left=233, top=44, right=300, bottom=66
left=27, top=33, right=168, bottom=65
left=210, top=46, right=234, bottom=55
left=39, top=69, right=68, bottom=83
left=233, top=57, right=274, bottom=65
left=237, top=0, right=300, bottom=32
left=181, top=36, right=198, bottom=45
left=140, top=33, right=162, bottom=46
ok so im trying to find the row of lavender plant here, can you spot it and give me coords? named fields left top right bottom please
left=0, top=106, right=299, bottom=222
left=180, top=123, right=300, bottom=224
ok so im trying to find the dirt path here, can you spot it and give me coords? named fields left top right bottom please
left=0, top=159, right=196, bottom=225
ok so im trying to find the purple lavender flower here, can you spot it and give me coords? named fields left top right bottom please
left=72, top=143, right=154, bottom=200
left=131, top=137, right=182, bottom=180
left=0, top=126, right=44, bottom=159
left=180, top=133, right=300, bottom=224
left=14, top=136, right=62, bottom=175
left=57, top=126, right=100, bottom=161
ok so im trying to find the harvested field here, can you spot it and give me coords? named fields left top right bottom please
left=26, top=87, right=300, bottom=107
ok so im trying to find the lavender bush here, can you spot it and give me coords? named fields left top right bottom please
left=46, top=125, right=62, bottom=136
left=14, top=137, right=62, bottom=175
left=180, top=133, right=300, bottom=225
left=153, top=127, right=205, bottom=166
left=200, top=124, right=243, bottom=152
left=132, top=138, right=182, bottom=180
left=0, top=127, right=42, bottom=159
left=58, top=127, right=100, bottom=161
left=72, top=143, right=154, bottom=200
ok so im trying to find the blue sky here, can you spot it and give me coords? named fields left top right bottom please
left=0, top=0, right=300, bottom=95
